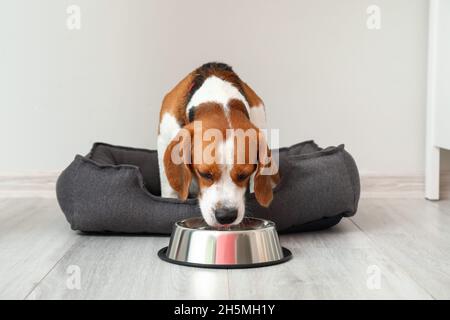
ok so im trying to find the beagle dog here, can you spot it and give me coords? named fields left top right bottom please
left=158, top=62, right=279, bottom=226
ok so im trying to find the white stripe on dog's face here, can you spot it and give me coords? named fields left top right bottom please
left=198, top=138, right=246, bottom=226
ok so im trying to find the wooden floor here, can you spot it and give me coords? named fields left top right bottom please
left=1, top=196, right=450, bottom=300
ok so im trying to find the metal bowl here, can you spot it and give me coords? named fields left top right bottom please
left=158, top=217, right=292, bottom=269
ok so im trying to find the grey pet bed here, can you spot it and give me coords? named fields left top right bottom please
left=56, top=141, right=360, bottom=234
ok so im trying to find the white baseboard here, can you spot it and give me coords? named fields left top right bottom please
left=1, top=172, right=449, bottom=199
left=361, top=172, right=450, bottom=199
left=0, top=172, right=59, bottom=198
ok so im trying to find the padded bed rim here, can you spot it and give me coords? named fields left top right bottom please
left=74, top=154, right=200, bottom=205
left=83, top=140, right=347, bottom=201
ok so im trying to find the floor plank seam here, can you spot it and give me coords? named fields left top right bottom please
left=348, top=217, right=437, bottom=300
left=22, top=240, right=79, bottom=300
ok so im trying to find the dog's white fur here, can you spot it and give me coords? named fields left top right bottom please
left=158, top=74, right=267, bottom=226
left=186, top=76, right=250, bottom=119
left=199, top=137, right=247, bottom=226
left=157, top=113, right=181, bottom=198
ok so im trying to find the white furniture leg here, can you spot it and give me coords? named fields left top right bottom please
left=425, top=146, right=440, bottom=200
left=425, top=0, right=440, bottom=201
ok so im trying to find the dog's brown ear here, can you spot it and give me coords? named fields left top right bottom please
left=254, top=132, right=280, bottom=207
left=163, top=126, right=193, bottom=200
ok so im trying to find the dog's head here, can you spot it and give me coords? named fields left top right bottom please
left=163, top=103, right=279, bottom=227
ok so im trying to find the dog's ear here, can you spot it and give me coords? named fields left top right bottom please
left=254, top=131, right=280, bottom=207
left=163, top=125, right=193, bottom=200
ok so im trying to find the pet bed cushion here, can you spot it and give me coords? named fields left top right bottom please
left=56, top=141, right=360, bottom=234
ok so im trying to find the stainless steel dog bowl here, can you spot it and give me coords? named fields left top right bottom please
left=158, top=217, right=292, bottom=268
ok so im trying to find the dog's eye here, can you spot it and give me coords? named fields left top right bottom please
left=198, top=171, right=213, bottom=180
left=237, top=173, right=249, bottom=181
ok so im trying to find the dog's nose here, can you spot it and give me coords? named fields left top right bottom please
left=214, top=207, right=238, bottom=225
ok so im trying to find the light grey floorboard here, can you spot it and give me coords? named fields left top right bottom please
left=351, top=199, right=450, bottom=299
left=26, top=235, right=229, bottom=300
left=0, top=198, right=78, bottom=299
left=427, top=199, right=450, bottom=215
left=228, top=219, right=432, bottom=299
left=2, top=197, right=450, bottom=299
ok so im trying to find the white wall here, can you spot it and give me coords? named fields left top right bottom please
left=1, top=0, right=447, bottom=174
